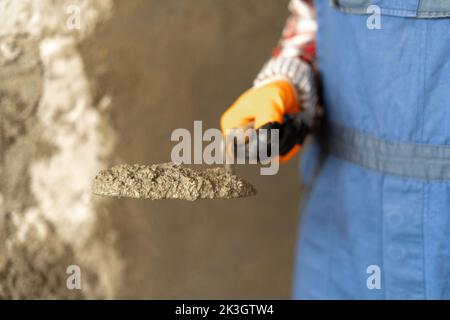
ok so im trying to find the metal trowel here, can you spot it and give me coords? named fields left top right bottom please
left=92, top=112, right=310, bottom=201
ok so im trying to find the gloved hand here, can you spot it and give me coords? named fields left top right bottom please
left=220, top=80, right=301, bottom=162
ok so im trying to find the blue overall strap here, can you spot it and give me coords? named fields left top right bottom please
left=325, top=123, right=450, bottom=181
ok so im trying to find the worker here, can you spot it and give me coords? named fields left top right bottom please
left=221, top=0, right=450, bottom=299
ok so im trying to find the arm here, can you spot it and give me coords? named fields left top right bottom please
left=254, top=0, right=318, bottom=125
left=221, top=0, right=318, bottom=161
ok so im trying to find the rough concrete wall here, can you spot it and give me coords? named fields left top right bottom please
left=0, top=0, right=121, bottom=298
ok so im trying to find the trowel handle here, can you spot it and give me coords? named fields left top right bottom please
left=226, top=111, right=310, bottom=161
left=275, top=111, right=310, bottom=155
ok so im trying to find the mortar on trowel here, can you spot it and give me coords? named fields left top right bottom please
left=92, top=112, right=310, bottom=201
left=92, top=138, right=254, bottom=201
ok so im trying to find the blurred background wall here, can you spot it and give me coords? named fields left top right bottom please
left=1, top=0, right=303, bottom=299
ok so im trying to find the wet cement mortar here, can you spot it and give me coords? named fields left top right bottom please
left=93, top=163, right=256, bottom=201
left=0, top=0, right=122, bottom=298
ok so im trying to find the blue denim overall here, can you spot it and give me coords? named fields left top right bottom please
left=294, top=0, right=450, bottom=299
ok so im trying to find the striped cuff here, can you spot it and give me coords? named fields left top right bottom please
left=254, top=57, right=318, bottom=126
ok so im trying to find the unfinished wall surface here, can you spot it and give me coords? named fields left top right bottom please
left=0, top=0, right=121, bottom=298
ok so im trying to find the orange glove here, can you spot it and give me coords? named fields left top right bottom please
left=220, top=80, right=301, bottom=162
